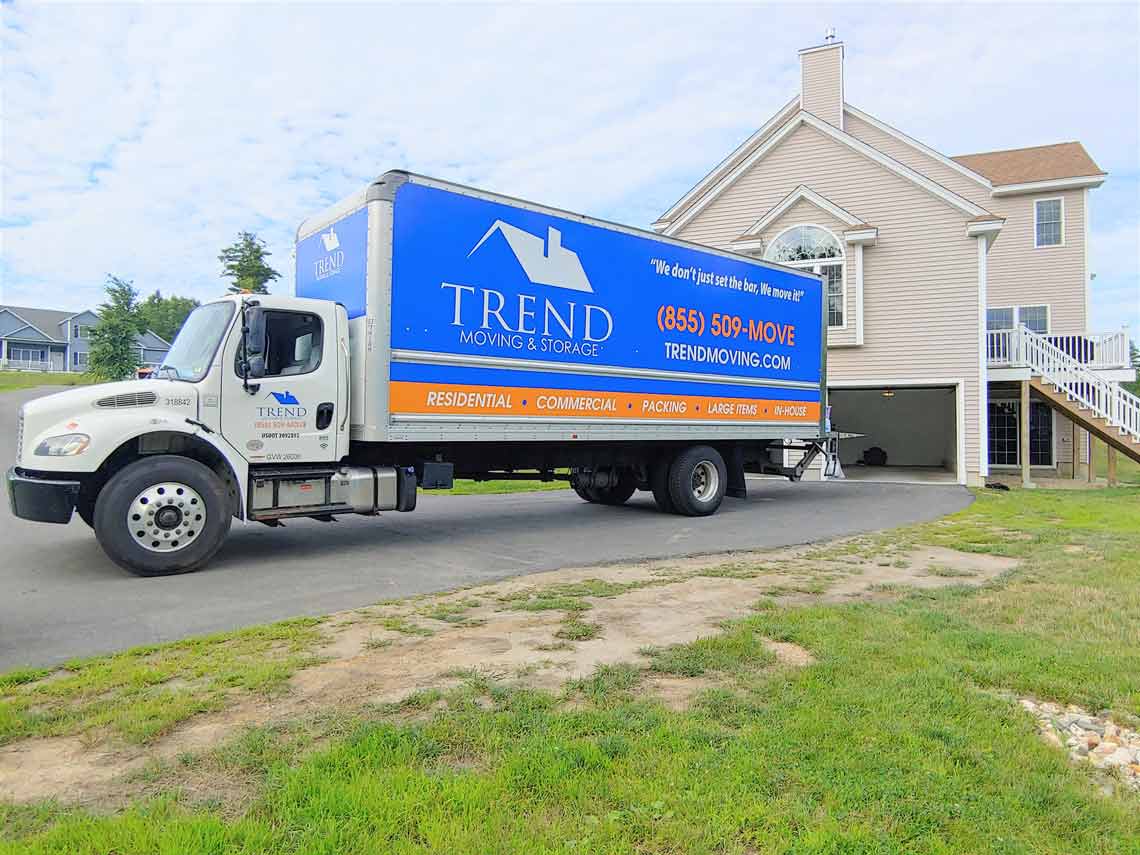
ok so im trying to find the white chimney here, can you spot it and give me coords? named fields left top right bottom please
left=799, top=31, right=845, bottom=130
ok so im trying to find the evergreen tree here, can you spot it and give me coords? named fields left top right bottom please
left=1125, top=341, right=1140, bottom=397
left=219, top=231, right=280, bottom=294
left=88, top=276, right=144, bottom=381
left=138, top=291, right=199, bottom=342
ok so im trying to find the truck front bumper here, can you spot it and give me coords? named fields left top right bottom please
left=6, top=467, right=81, bottom=524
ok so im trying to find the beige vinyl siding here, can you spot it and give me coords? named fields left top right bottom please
left=843, top=111, right=992, bottom=208
left=756, top=197, right=857, bottom=347
left=986, top=189, right=1086, bottom=334
left=675, top=121, right=984, bottom=483
left=801, top=47, right=843, bottom=128
left=844, top=110, right=1090, bottom=335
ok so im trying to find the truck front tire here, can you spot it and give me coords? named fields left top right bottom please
left=667, top=446, right=727, bottom=517
left=93, top=455, right=232, bottom=577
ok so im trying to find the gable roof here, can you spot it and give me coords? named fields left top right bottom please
left=652, top=96, right=801, bottom=229
left=0, top=306, right=66, bottom=342
left=733, top=184, right=868, bottom=243
left=660, top=110, right=993, bottom=236
left=951, top=142, right=1105, bottom=187
left=843, top=104, right=993, bottom=190
left=0, top=304, right=171, bottom=349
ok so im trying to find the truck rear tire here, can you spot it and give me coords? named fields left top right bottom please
left=667, top=445, right=727, bottom=517
left=649, top=457, right=676, bottom=514
left=591, top=470, right=637, bottom=505
left=93, top=455, right=232, bottom=577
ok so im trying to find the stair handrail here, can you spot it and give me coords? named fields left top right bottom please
left=1014, top=326, right=1140, bottom=442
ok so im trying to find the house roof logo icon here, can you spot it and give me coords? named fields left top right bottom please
left=321, top=226, right=339, bottom=253
left=468, top=220, right=593, bottom=293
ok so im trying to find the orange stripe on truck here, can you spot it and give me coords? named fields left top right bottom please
left=389, top=381, right=819, bottom=423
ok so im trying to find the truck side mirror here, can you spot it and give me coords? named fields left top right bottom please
left=247, top=354, right=266, bottom=379
left=245, top=306, right=266, bottom=355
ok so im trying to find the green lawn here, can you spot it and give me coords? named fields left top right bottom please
left=0, top=372, right=95, bottom=392
left=3, top=488, right=1139, bottom=853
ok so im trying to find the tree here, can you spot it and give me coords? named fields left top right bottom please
left=1125, top=341, right=1140, bottom=397
left=219, top=231, right=280, bottom=294
left=138, top=291, right=199, bottom=343
left=88, top=275, right=144, bottom=381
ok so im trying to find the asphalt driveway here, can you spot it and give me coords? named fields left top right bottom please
left=1, top=386, right=973, bottom=670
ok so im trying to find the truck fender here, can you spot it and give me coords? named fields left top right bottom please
left=92, top=424, right=250, bottom=522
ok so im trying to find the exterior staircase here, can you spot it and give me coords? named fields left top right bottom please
left=992, top=326, right=1140, bottom=464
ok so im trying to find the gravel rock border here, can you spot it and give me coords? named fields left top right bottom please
left=1020, top=697, right=1140, bottom=790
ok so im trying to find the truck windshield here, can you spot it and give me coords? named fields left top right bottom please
left=155, top=301, right=235, bottom=382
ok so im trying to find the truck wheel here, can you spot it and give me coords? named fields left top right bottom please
left=649, top=458, right=676, bottom=514
left=667, top=446, right=727, bottom=517
left=93, top=455, right=232, bottom=577
left=591, top=470, right=637, bottom=506
left=570, top=471, right=596, bottom=503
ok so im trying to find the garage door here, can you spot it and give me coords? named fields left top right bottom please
left=829, top=386, right=958, bottom=479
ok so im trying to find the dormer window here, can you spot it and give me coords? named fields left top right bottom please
left=765, top=225, right=845, bottom=328
left=1034, top=198, right=1063, bottom=247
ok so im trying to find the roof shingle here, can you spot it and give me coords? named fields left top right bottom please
left=951, top=141, right=1104, bottom=186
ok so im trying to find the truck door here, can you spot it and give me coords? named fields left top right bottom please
left=219, top=303, right=348, bottom=465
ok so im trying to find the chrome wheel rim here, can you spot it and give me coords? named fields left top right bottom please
left=127, top=482, right=205, bottom=553
left=691, top=461, right=719, bottom=502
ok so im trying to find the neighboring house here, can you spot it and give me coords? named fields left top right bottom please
left=653, top=35, right=1138, bottom=486
left=0, top=305, right=170, bottom=374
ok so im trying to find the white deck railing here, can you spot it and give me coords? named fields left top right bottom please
left=988, top=325, right=1140, bottom=444
left=987, top=328, right=1131, bottom=371
left=1, top=359, right=55, bottom=372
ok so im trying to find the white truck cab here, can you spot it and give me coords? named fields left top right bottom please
left=6, top=293, right=399, bottom=575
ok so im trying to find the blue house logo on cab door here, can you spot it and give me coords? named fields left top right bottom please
left=257, top=391, right=307, bottom=419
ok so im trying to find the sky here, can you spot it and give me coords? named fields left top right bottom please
left=2, top=3, right=1138, bottom=335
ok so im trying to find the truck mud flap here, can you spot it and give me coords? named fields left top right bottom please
left=395, top=466, right=418, bottom=512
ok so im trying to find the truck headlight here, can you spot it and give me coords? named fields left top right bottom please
left=34, top=433, right=91, bottom=456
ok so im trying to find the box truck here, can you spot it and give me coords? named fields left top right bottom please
left=7, top=172, right=828, bottom=576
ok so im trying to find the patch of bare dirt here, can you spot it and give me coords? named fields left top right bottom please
left=0, top=540, right=1015, bottom=806
left=763, top=640, right=816, bottom=667
left=0, top=736, right=147, bottom=804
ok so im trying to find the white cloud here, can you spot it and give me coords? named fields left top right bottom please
left=1, top=3, right=1137, bottom=336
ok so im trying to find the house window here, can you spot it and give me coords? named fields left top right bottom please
left=988, top=401, right=1019, bottom=466
left=764, top=224, right=845, bottom=328
left=1034, top=198, right=1063, bottom=247
left=1018, top=305, right=1048, bottom=334
left=987, top=308, right=1014, bottom=330
left=74, top=324, right=92, bottom=339
left=988, top=400, right=1053, bottom=467
left=823, top=264, right=844, bottom=327
left=10, top=347, right=46, bottom=363
left=73, top=352, right=89, bottom=369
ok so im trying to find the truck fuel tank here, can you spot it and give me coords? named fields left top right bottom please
left=249, top=465, right=415, bottom=521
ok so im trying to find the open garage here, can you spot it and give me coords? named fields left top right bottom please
left=829, top=385, right=961, bottom=483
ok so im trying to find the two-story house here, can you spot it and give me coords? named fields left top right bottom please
left=653, top=35, right=1138, bottom=486
left=0, top=305, right=170, bottom=374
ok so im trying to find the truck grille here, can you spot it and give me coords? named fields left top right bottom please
left=95, top=391, right=158, bottom=408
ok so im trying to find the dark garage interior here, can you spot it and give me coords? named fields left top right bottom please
left=828, top=386, right=959, bottom=483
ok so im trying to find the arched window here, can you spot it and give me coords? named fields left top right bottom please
left=764, top=224, right=845, bottom=328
